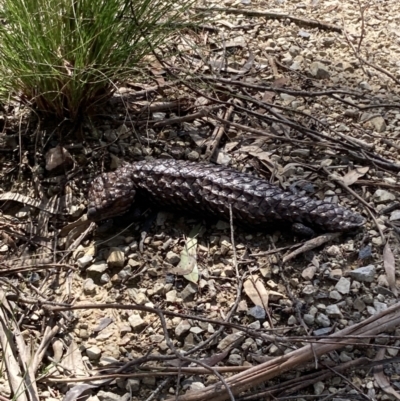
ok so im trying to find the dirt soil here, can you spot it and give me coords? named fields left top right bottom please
left=1, top=0, right=400, bottom=400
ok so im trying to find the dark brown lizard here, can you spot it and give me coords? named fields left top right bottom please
left=87, top=159, right=366, bottom=233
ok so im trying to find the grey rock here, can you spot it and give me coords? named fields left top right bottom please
left=302, top=284, right=317, bottom=295
left=87, top=261, right=108, bottom=276
left=290, top=60, right=303, bottom=71
left=190, top=326, right=204, bottom=335
left=107, top=248, right=125, bottom=268
left=314, top=381, right=325, bottom=395
left=217, top=332, right=245, bottom=351
left=302, top=266, right=317, bottom=280
left=291, top=149, right=310, bottom=157
left=289, top=45, right=301, bottom=56
left=117, top=269, right=130, bottom=281
left=309, top=62, right=330, bottom=79
left=313, top=327, right=332, bottom=336
left=149, top=334, right=164, bottom=343
left=97, top=390, right=124, bottom=401
left=344, top=109, right=359, bottom=118
left=280, top=93, right=296, bottom=103
left=183, top=333, right=195, bottom=350
left=329, top=269, right=343, bottom=279
left=349, top=265, right=375, bottom=283
left=180, top=282, right=198, bottom=302
left=339, top=351, right=353, bottom=362
left=83, top=279, right=97, bottom=295
left=187, top=151, right=200, bottom=161
left=303, top=314, right=315, bottom=326
left=143, top=376, right=156, bottom=387
left=288, top=315, right=297, bottom=325
left=248, top=305, right=266, bottom=320
left=375, top=335, right=389, bottom=345
left=359, top=81, right=372, bottom=90
left=77, top=254, right=93, bottom=269
left=390, top=210, right=400, bottom=221
left=228, top=353, right=243, bottom=366
left=335, top=277, right=350, bottom=294
left=103, top=129, right=118, bottom=142
left=376, top=286, right=394, bottom=296
left=86, top=345, right=102, bottom=360
left=329, top=290, right=342, bottom=301
left=99, top=356, right=119, bottom=367
left=128, top=314, right=146, bottom=331
left=353, top=298, right=366, bottom=312
left=326, top=304, right=342, bottom=318
left=45, top=146, right=73, bottom=171
left=369, top=116, right=386, bottom=132
left=362, top=294, right=374, bottom=305
left=126, top=378, right=140, bottom=392
left=118, top=323, right=131, bottom=336
left=373, top=301, right=387, bottom=314
left=189, top=382, right=205, bottom=391
left=322, top=37, right=335, bottom=47
left=336, top=61, right=354, bottom=72
left=175, top=319, right=191, bottom=337
left=166, top=289, right=178, bottom=303
left=165, top=251, right=180, bottom=265
left=79, top=329, right=89, bottom=339
left=315, top=313, right=331, bottom=327
left=248, top=320, right=261, bottom=330
left=373, top=189, right=395, bottom=203
left=100, top=273, right=111, bottom=284
left=298, top=29, right=311, bottom=38
left=152, top=112, right=166, bottom=121
left=326, top=245, right=341, bottom=256
left=147, top=282, right=165, bottom=296
left=128, top=289, right=149, bottom=305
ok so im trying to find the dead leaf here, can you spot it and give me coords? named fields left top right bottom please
left=63, top=384, right=98, bottom=401
left=320, top=159, right=333, bottom=167
left=171, top=225, right=201, bottom=283
left=168, top=348, right=231, bottom=368
left=374, top=348, right=400, bottom=400
left=383, top=243, right=398, bottom=296
left=240, top=53, right=255, bottom=74
left=63, top=340, right=86, bottom=377
left=248, top=150, right=273, bottom=164
left=272, top=76, right=290, bottom=88
left=244, top=275, right=270, bottom=309
left=1, top=232, right=16, bottom=249
left=341, top=166, right=369, bottom=186
left=262, top=91, right=275, bottom=103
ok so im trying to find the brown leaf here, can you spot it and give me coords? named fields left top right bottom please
left=1, top=232, right=16, bottom=249
left=341, top=166, right=369, bottom=186
left=262, top=91, right=275, bottom=103
left=374, top=348, right=400, bottom=400
left=383, top=243, right=398, bottom=296
left=272, top=76, right=290, bottom=88
left=244, top=275, right=270, bottom=308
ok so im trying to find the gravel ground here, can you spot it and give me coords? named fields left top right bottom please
left=1, top=1, right=400, bottom=401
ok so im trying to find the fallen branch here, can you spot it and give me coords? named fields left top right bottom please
left=165, top=301, right=400, bottom=401
left=195, top=7, right=342, bottom=32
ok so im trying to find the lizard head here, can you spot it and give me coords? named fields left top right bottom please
left=87, top=168, right=136, bottom=222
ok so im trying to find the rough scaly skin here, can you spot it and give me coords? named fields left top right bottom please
left=87, top=159, right=366, bottom=232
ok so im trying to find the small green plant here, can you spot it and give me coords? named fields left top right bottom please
left=0, top=0, right=194, bottom=120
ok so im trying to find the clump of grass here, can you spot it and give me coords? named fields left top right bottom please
left=0, top=0, right=194, bottom=120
